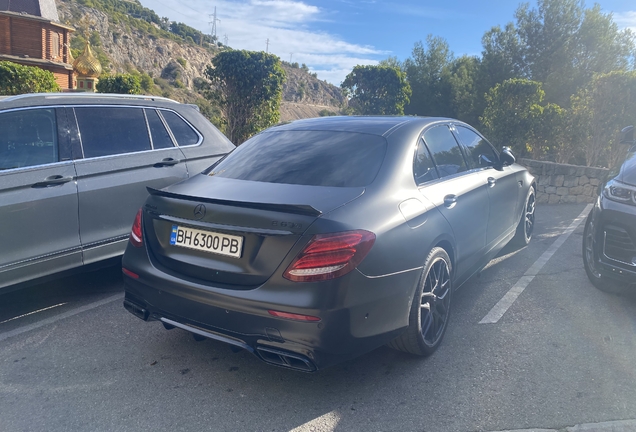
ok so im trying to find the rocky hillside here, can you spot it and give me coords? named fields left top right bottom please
left=56, top=0, right=344, bottom=121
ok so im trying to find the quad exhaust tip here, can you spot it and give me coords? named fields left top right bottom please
left=256, top=347, right=316, bottom=372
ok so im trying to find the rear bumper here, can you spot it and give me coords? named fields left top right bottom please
left=122, top=246, right=420, bottom=371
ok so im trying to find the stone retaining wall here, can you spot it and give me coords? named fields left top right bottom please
left=518, top=158, right=608, bottom=204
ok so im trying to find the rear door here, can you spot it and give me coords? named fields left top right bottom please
left=415, top=124, right=489, bottom=282
left=159, top=108, right=231, bottom=175
left=72, top=106, right=188, bottom=265
left=0, top=107, right=81, bottom=289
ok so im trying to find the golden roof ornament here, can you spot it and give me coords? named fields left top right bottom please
left=73, top=40, right=102, bottom=78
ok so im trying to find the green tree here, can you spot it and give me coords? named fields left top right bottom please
left=446, top=56, right=481, bottom=125
left=570, top=71, right=636, bottom=167
left=378, top=56, right=403, bottom=71
left=404, top=36, right=454, bottom=116
left=477, top=23, right=526, bottom=117
left=0, top=61, right=60, bottom=95
left=513, top=0, right=634, bottom=106
left=515, top=0, right=584, bottom=84
left=341, top=65, right=411, bottom=115
left=205, top=50, right=285, bottom=144
left=563, top=5, right=635, bottom=99
left=480, top=78, right=546, bottom=156
left=96, top=74, right=142, bottom=94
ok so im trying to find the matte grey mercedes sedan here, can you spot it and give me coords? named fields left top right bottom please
left=0, top=93, right=234, bottom=291
left=122, top=116, right=536, bottom=371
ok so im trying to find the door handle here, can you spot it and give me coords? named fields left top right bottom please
left=32, top=175, right=74, bottom=188
left=155, top=158, right=179, bottom=167
left=487, top=177, right=496, bottom=187
left=443, top=194, right=457, bottom=208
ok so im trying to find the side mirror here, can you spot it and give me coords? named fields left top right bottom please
left=499, top=147, right=516, bottom=166
left=620, top=125, right=634, bottom=145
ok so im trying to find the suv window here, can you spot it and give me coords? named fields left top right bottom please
left=455, top=126, right=499, bottom=169
left=160, top=110, right=200, bottom=146
left=0, top=108, right=58, bottom=170
left=423, top=125, right=468, bottom=178
left=74, top=107, right=151, bottom=158
left=206, top=130, right=387, bottom=187
left=145, top=109, right=174, bottom=149
left=414, top=138, right=439, bottom=185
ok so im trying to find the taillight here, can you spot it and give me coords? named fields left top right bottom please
left=130, top=208, right=143, bottom=247
left=122, top=267, right=139, bottom=279
left=268, top=310, right=321, bottom=322
left=283, top=230, right=375, bottom=282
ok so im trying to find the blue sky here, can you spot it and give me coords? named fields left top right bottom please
left=138, top=0, right=636, bottom=85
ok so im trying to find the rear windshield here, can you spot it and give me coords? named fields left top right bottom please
left=206, top=130, right=387, bottom=187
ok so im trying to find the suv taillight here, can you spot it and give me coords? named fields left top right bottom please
left=130, top=208, right=143, bottom=248
left=283, top=230, right=375, bottom=282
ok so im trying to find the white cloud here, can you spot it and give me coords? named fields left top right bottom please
left=139, top=0, right=386, bottom=84
left=613, top=11, right=636, bottom=32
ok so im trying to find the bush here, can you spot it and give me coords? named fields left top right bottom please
left=139, top=73, right=154, bottom=92
left=154, top=77, right=171, bottom=91
left=97, top=74, right=142, bottom=94
left=318, top=109, right=337, bottom=116
left=161, top=60, right=182, bottom=81
left=176, top=58, right=187, bottom=68
left=0, top=61, right=60, bottom=95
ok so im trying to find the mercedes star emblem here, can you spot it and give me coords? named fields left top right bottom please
left=193, top=204, right=206, bottom=220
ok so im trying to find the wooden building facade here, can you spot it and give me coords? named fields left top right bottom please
left=0, top=0, right=75, bottom=89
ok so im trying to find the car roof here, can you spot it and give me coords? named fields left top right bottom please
left=269, top=115, right=455, bottom=137
left=0, top=93, right=184, bottom=110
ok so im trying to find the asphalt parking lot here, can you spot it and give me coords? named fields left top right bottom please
left=1, top=203, right=635, bottom=432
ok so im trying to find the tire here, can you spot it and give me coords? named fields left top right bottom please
left=512, top=186, right=536, bottom=246
left=388, top=247, right=452, bottom=356
left=582, top=213, right=624, bottom=295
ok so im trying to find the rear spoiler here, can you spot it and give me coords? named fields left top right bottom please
left=147, top=187, right=323, bottom=217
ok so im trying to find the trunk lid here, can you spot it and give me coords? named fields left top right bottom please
left=143, top=174, right=364, bottom=288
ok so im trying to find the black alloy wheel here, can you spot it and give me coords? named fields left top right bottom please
left=513, top=187, right=536, bottom=245
left=388, top=247, right=452, bottom=356
left=420, top=255, right=451, bottom=347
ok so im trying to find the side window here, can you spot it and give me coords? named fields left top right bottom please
left=160, top=110, right=200, bottom=146
left=455, top=126, right=499, bottom=169
left=74, top=107, right=151, bottom=158
left=423, top=125, right=468, bottom=178
left=414, top=138, right=439, bottom=185
left=145, top=109, right=174, bottom=149
left=0, top=108, right=58, bottom=170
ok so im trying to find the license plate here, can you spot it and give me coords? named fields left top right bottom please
left=169, top=225, right=243, bottom=258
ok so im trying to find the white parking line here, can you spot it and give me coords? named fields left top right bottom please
left=479, top=204, right=593, bottom=324
left=0, top=303, right=67, bottom=324
left=0, top=293, right=123, bottom=343
left=492, top=418, right=636, bottom=431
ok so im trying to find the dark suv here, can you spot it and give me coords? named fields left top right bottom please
left=0, top=93, right=234, bottom=291
left=583, top=126, right=636, bottom=292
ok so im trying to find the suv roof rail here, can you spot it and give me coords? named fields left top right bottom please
left=0, top=93, right=180, bottom=103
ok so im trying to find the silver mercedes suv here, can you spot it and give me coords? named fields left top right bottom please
left=0, top=93, right=234, bottom=291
